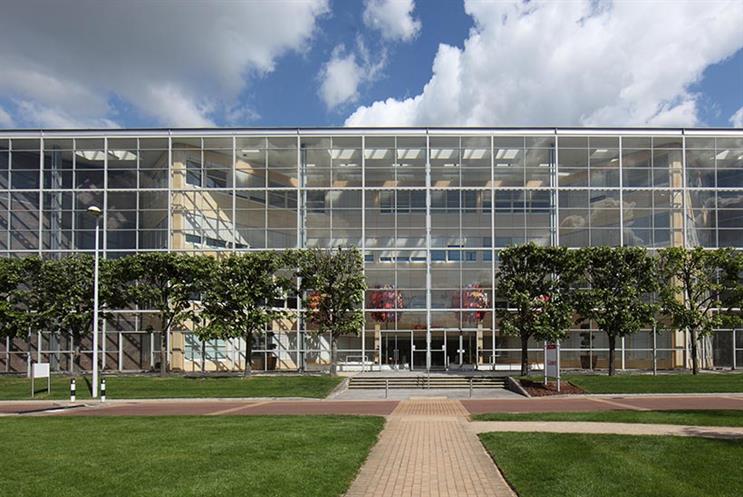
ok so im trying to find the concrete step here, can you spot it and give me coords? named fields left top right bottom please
left=348, top=376, right=508, bottom=390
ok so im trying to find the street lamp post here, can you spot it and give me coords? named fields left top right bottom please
left=88, top=206, right=102, bottom=398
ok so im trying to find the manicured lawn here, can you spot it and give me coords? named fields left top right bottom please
left=0, top=415, right=383, bottom=497
left=0, top=374, right=343, bottom=400
left=473, top=409, right=743, bottom=427
left=481, top=432, right=743, bottom=497
left=556, top=372, right=743, bottom=394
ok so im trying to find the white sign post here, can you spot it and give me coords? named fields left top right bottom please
left=31, top=362, right=51, bottom=398
left=543, top=342, right=561, bottom=392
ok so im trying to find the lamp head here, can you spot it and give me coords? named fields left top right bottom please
left=87, top=206, right=102, bottom=218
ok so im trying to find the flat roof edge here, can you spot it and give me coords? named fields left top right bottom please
left=0, top=126, right=741, bottom=137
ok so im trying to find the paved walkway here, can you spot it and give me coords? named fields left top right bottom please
left=2, top=393, right=743, bottom=417
left=468, top=420, right=743, bottom=440
left=344, top=399, right=515, bottom=497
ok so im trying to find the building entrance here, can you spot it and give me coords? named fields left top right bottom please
left=380, top=332, right=411, bottom=370
left=445, top=330, right=477, bottom=370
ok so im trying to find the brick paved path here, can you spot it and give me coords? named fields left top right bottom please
left=344, top=398, right=515, bottom=497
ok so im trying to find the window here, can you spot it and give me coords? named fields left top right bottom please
left=186, top=160, right=202, bottom=186
left=185, top=233, right=202, bottom=245
left=463, top=191, right=478, bottom=212
left=205, top=237, right=227, bottom=248
left=205, top=165, right=227, bottom=188
left=306, top=191, right=326, bottom=213
left=447, top=245, right=461, bottom=261
left=380, top=191, right=394, bottom=213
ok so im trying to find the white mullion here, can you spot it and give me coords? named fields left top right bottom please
left=490, top=133, right=496, bottom=368
left=232, top=135, right=237, bottom=251
left=361, top=134, right=366, bottom=371
left=619, top=136, right=624, bottom=246
left=135, top=139, right=140, bottom=251
left=425, top=131, right=432, bottom=371
left=554, top=131, right=560, bottom=246
left=167, top=133, right=172, bottom=252
left=103, top=136, right=108, bottom=257
left=681, top=133, right=689, bottom=249
left=296, top=133, right=303, bottom=371
left=38, top=135, right=43, bottom=256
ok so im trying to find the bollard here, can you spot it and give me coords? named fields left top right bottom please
left=469, top=377, right=473, bottom=398
left=70, top=378, right=76, bottom=402
left=100, top=378, right=106, bottom=402
left=385, top=378, right=389, bottom=399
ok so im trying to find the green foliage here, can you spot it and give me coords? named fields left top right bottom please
left=297, top=248, right=366, bottom=337
left=296, top=248, right=366, bottom=374
left=31, top=255, right=119, bottom=371
left=195, top=252, right=292, bottom=374
left=109, top=252, right=212, bottom=374
left=496, top=244, right=576, bottom=375
left=658, top=247, right=738, bottom=374
left=0, top=257, right=44, bottom=339
left=575, top=246, right=658, bottom=375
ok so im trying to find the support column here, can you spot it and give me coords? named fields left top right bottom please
left=374, top=323, right=381, bottom=367
left=476, top=324, right=483, bottom=369
left=425, top=131, right=432, bottom=371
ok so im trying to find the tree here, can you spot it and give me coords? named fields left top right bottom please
left=113, top=253, right=210, bottom=376
left=297, top=248, right=365, bottom=376
left=576, top=247, right=659, bottom=376
left=0, top=257, right=46, bottom=363
left=195, top=252, right=291, bottom=376
left=658, top=247, right=738, bottom=374
left=496, top=244, right=575, bottom=376
left=35, top=255, right=115, bottom=373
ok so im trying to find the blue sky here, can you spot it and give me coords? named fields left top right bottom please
left=0, top=0, right=741, bottom=129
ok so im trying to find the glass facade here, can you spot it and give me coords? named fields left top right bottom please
left=1, top=128, right=742, bottom=373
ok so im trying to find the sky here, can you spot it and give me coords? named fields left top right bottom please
left=0, top=0, right=741, bottom=130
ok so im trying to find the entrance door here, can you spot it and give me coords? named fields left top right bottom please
left=412, top=330, right=446, bottom=370
left=381, top=332, right=411, bottom=370
left=446, top=330, right=477, bottom=370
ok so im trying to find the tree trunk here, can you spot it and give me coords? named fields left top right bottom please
left=159, top=330, right=167, bottom=377
left=520, top=334, right=529, bottom=377
left=690, top=328, right=699, bottom=375
left=608, top=334, right=616, bottom=376
left=71, top=332, right=81, bottom=375
left=244, top=332, right=252, bottom=377
left=330, top=335, right=338, bottom=376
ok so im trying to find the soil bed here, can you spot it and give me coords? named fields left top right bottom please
left=520, top=378, right=585, bottom=396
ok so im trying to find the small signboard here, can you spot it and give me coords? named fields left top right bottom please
left=31, top=362, right=51, bottom=398
left=543, top=342, right=561, bottom=392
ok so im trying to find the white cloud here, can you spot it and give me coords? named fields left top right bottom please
left=319, top=40, right=387, bottom=110
left=0, top=105, right=14, bottom=127
left=363, top=0, right=421, bottom=42
left=347, top=0, right=743, bottom=127
left=0, top=0, right=329, bottom=127
left=320, top=47, right=365, bottom=109
left=732, top=106, right=743, bottom=128
left=15, top=100, right=119, bottom=129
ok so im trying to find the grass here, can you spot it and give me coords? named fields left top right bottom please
left=562, top=372, right=743, bottom=394
left=0, top=415, right=383, bottom=497
left=473, top=409, right=743, bottom=427
left=0, top=374, right=344, bottom=400
left=481, top=432, right=743, bottom=497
